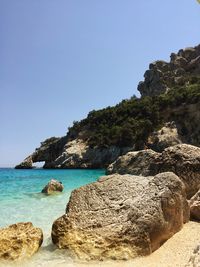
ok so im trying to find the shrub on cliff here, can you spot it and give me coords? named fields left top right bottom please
left=67, top=75, right=200, bottom=149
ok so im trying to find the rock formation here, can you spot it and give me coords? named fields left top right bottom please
left=107, top=149, right=158, bottom=176
left=185, top=244, right=200, bottom=267
left=107, top=144, right=200, bottom=198
left=51, top=172, right=189, bottom=261
left=189, top=189, right=200, bottom=221
left=0, top=222, right=43, bottom=261
left=15, top=44, right=200, bottom=169
left=41, top=179, right=64, bottom=194
left=16, top=138, right=132, bottom=169
left=15, top=136, right=67, bottom=169
left=147, top=121, right=182, bottom=152
left=162, top=102, right=200, bottom=148
left=138, top=44, right=200, bottom=97
left=15, top=155, right=33, bottom=169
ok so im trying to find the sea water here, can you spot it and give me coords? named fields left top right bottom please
left=0, top=168, right=105, bottom=267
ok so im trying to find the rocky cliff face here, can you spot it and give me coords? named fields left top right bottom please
left=162, top=103, right=200, bottom=148
left=15, top=136, right=68, bottom=169
left=52, top=139, right=132, bottom=169
left=16, top=137, right=132, bottom=169
left=15, top=44, right=200, bottom=169
left=138, top=44, right=200, bottom=97
left=107, top=144, right=200, bottom=198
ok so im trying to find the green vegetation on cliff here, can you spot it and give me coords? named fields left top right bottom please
left=67, top=75, right=200, bottom=149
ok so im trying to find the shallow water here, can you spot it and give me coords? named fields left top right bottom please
left=0, top=168, right=105, bottom=266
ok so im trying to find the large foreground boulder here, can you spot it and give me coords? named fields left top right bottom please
left=51, top=172, right=189, bottom=261
left=0, top=222, right=43, bottom=261
left=107, top=144, right=200, bottom=198
left=41, top=179, right=64, bottom=194
left=189, top=190, right=200, bottom=221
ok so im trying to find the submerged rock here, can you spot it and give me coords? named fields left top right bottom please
left=41, top=179, right=64, bottom=194
left=51, top=172, right=189, bottom=261
left=189, top=190, right=200, bottom=221
left=0, top=222, right=43, bottom=261
left=107, top=144, right=200, bottom=198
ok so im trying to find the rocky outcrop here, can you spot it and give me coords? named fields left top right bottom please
left=41, top=179, right=64, bottom=194
left=15, top=136, right=67, bottom=169
left=0, top=222, right=43, bottom=261
left=189, top=190, right=200, bottom=221
left=15, top=44, right=200, bottom=170
left=16, top=138, right=132, bottom=169
left=51, top=172, right=189, bottom=261
left=15, top=156, right=33, bottom=169
left=107, top=144, right=200, bottom=198
left=147, top=121, right=182, bottom=152
left=138, top=44, right=200, bottom=97
left=52, top=139, right=131, bottom=169
left=185, top=244, right=200, bottom=267
left=107, top=149, right=158, bottom=176
left=162, top=103, right=200, bottom=148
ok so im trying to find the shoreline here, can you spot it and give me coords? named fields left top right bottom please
left=1, top=221, right=199, bottom=267
left=42, top=221, right=200, bottom=267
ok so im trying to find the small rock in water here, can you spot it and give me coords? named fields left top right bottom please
left=41, top=179, right=64, bottom=195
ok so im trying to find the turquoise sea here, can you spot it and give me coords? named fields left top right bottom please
left=0, top=168, right=105, bottom=267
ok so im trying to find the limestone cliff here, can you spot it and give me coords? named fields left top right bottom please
left=15, top=137, right=132, bottom=169
left=138, top=44, right=200, bottom=97
left=15, top=44, right=200, bottom=169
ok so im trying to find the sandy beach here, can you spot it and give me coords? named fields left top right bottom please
left=45, top=221, right=200, bottom=267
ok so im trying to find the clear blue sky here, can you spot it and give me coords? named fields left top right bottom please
left=0, top=0, right=200, bottom=167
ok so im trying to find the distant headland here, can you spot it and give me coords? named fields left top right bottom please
left=15, top=44, right=200, bottom=170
